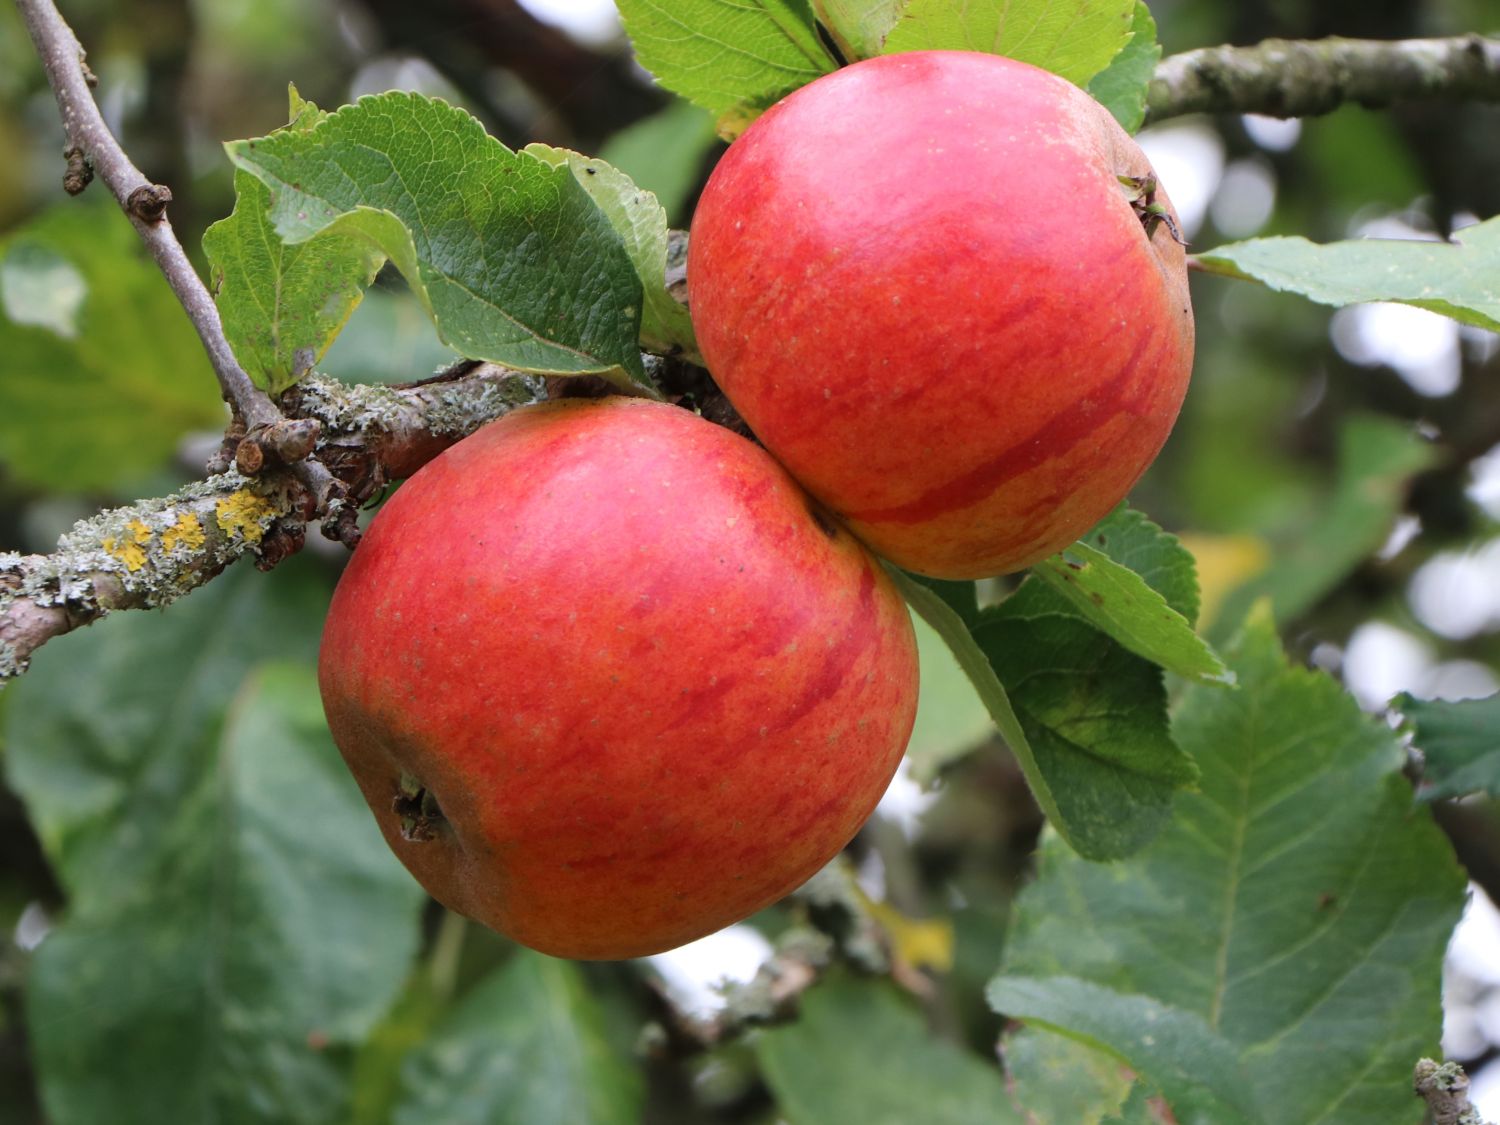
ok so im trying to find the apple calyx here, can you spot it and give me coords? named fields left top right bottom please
left=393, top=776, right=445, bottom=842
left=1118, top=173, right=1187, bottom=247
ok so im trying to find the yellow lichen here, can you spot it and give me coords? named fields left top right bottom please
left=161, top=512, right=206, bottom=553
left=102, top=519, right=153, bottom=572
left=215, top=490, right=276, bottom=544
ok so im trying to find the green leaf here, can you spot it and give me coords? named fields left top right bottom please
left=812, top=0, right=904, bottom=59
left=524, top=144, right=699, bottom=361
left=597, top=101, right=719, bottom=225
left=976, top=581, right=1197, bottom=850
left=883, top=0, right=1136, bottom=87
left=990, top=977, right=1261, bottom=1124
left=0, top=200, right=224, bottom=492
left=1033, top=543, right=1232, bottom=685
left=5, top=565, right=426, bottom=1124
left=616, top=0, right=836, bottom=125
left=906, top=611, right=994, bottom=785
left=225, top=92, right=651, bottom=391
left=350, top=972, right=447, bottom=1125
left=1195, top=215, right=1500, bottom=331
left=8, top=582, right=426, bottom=1122
left=893, top=569, right=1182, bottom=860
left=892, top=570, right=1066, bottom=826
left=993, top=607, right=1467, bottom=1125
left=1397, top=692, right=1500, bottom=801
left=6, top=562, right=325, bottom=903
left=1002, top=1025, right=1137, bottom=1124
left=1210, top=415, right=1437, bottom=638
left=758, top=973, right=1020, bottom=1124
left=205, top=169, right=384, bottom=395
left=1079, top=505, right=1202, bottom=625
left=1086, top=1, right=1160, bottom=132
left=391, top=951, right=643, bottom=1125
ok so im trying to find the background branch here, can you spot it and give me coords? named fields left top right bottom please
left=0, top=367, right=544, bottom=682
left=1146, top=34, right=1500, bottom=123
left=16, top=0, right=279, bottom=433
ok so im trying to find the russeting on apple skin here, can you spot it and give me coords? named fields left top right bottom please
left=687, top=50, right=1195, bottom=580
left=318, top=397, right=919, bottom=960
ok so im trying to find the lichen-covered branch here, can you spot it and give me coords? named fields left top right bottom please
left=1413, top=1058, right=1492, bottom=1125
left=0, top=366, right=545, bottom=683
left=0, top=474, right=285, bottom=682
left=1146, top=35, right=1500, bottom=124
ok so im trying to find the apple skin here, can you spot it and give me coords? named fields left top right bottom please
left=687, top=50, right=1195, bottom=579
left=318, top=397, right=919, bottom=960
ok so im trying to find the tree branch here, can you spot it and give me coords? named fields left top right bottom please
left=1146, top=34, right=1500, bottom=124
left=1414, top=1058, right=1492, bottom=1125
left=17, top=0, right=277, bottom=428
left=0, top=367, right=545, bottom=683
left=15, top=0, right=349, bottom=514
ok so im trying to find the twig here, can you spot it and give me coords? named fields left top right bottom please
left=14, top=0, right=343, bottom=505
left=1414, top=1058, right=1492, bottom=1125
left=17, top=0, right=275, bottom=428
left=1146, top=35, right=1500, bottom=124
left=0, top=367, right=545, bottom=683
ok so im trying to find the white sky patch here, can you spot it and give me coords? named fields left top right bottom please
left=646, top=924, right=774, bottom=1018
left=1208, top=157, right=1277, bottom=238
left=1241, top=113, right=1302, bottom=151
left=1469, top=444, right=1500, bottom=519
left=1330, top=302, right=1462, bottom=397
left=1135, top=121, right=1225, bottom=239
left=1408, top=539, right=1500, bottom=640
left=877, top=758, right=940, bottom=839
left=516, top=0, right=622, bottom=46
left=1341, top=621, right=1433, bottom=710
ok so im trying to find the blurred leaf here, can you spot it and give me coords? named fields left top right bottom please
left=1, top=241, right=85, bottom=336
left=1195, top=216, right=1500, bottom=331
left=351, top=973, right=447, bottom=1125
left=524, top=145, right=699, bottom=361
left=0, top=200, right=223, bottom=492
left=616, top=0, right=835, bottom=125
left=8, top=612, right=425, bottom=1123
left=1300, top=108, right=1425, bottom=214
left=1397, top=692, right=1500, bottom=801
left=204, top=169, right=384, bottom=394
left=597, top=101, right=718, bottom=225
left=894, top=569, right=1185, bottom=861
left=225, top=92, right=650, bottom=391
left=758, top=973, right=1020, bottom=1123
left=1106, top=1083, right=1171, bottom=1124
left=318, top=285, right=459, bottom=385
left=6, top=563, right=325, bottom=903
left=993, top=607, right=1466, bottom=1125
left=906, top=611, right=994, bottom=785
left=884, top=0, right=1135, bottom=86
left=392, top=951, right=643, bottom=1125
left=1176, top=533, right=1270, bottom=633
left=990, top=977, right=1260, bottom=1124
left=1086, top=1, right=1159, bottom=132
left=6, top=565, right=424, bottom=1123
left=1033, top=543, right=1231, bottom=685
left=1211, top=416, right=1437, bottom=638
left=1003, top=1025, right=1136, bottom=1123
left=813, top=0, right=903, bottom=58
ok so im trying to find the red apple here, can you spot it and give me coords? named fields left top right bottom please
left=687, top=50, right=1195, bottom=579
left=319, top=397, right=919, bottom=959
